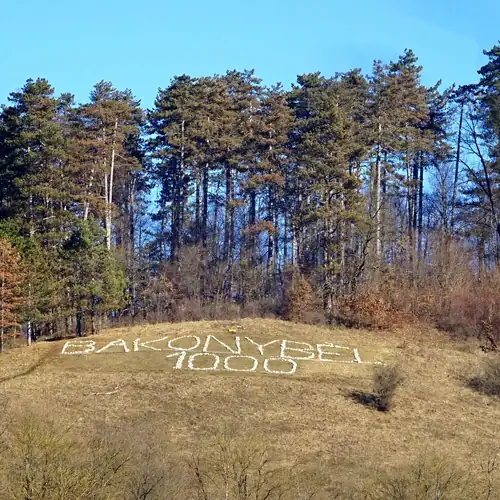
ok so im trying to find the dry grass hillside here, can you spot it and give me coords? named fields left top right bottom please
left=1, top=318, right=500, bottom=497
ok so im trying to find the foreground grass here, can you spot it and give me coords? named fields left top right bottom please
left=0, top=318, right=499, bottom=495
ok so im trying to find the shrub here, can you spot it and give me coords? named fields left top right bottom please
left=0, top=415, right=130, bottom=500
left=362, top=456, right=478, bottom=500
left=336, top=291, right=411, bottom=330
left=434, top=277, right=500, bottom=349
left=373, top=364, right=404, bottom=412
left=186, top=429, right=336, bottom=500
left=281, top=268, right=316, bottom=322
left=469, top=357, right=500, bottom=396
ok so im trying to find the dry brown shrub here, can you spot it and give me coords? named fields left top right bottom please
left=4, top=409, right=500, bottom=499
left=170, top=297, right=206, bottom=322
left=434, top=271, right=500, bottom=348
left=241, top=299, right=279, bottom=318
left=187, top=431, right=333, bottom=500
left=0, top=415, right=130, bottom=500
left=282, top=272, right=316, bottom=322
left=373, top=364, right=404, bottom=412
left=362, top=456, right=478, bottom=500
left=468, top=356, right=500, bottom=397
left=349, top=364, right=404, bottom=412
left=360, top=238, right=500, bottom=344
left=337, top=292, right=408, bottom=330
left=300, top=308, right=328, bottom=325
left=125, top=431, right=186, bottom=500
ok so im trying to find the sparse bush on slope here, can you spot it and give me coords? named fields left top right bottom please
left=0, top=416, right=333, bottom=500
left=0, top=415, right=130, bottom=500
left=2, top=415, right=500, bottom=499
left=349, top=364, right=404, bottom=412
left=373, top=364, right=405, bottom=412
left=281, top=269, right=317, bottom=323
left=361, top=455, right=500, bottom=500
left=468, top=357, right=500, bottom=397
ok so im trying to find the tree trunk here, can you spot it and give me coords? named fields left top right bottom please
left=212, top=177, right=221, bottom=259
left=76, top=312, right=84, bottom=337
left=105, top=119, right=118, bottom=251
left=27, top=321, right=32, bottom=346
left=375, top=133, right=382, bottom=262
left=273, top=200, right=280, bottom=275
left=417, top=154, right=424, bottom=264
left=195, top=169, right=201, bottom=244
left=248, top=187, right=257, bottom=266
left=225, top=172, right=236, bottom=300
left=283, top=208, right=289, bottom=266
left=223, top=166, right=232, bottom=266
left=83, top=166, right=95, bottom=221
left=450, top=100, right=464, bottom=233
left=202, top=164, right=209, bottom=248
left=406, top=150, right=415, bottom=274
left=128, top=176, right=136, bottom=316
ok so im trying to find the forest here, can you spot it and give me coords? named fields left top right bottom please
left=1, top=44, right=500, bottom=348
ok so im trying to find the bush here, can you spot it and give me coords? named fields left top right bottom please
left=373, top=364, right=404, bottom=412
left=362, top=456, right=478, bottom=500
left=3, top=415, right=500, bottom=499
left=435, top=277, right=500, bottom=349
left=186, top=431, right=334, bottom=500
left=0, top=415, right=130, bottom=500
left=469, top=357, right=500, bottom=396
left=337, top=292, right=406, bottom=329
left=281, top=268, right=316, bottom=322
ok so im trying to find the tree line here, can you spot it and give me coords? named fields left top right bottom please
left=2, top=45, right=500, bottom=346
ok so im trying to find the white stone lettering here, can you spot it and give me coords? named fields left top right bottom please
left=353, top=348, right=362, bottom=363
left=224, top=355, right=258, bottom=372
left=61, top=340, right=96, bottom=355
left=203, top=335, right=241, bottom=354
left=134, top=336, right=169, bottom=351
left=95, top=339, right=130, bottom=354
left=60, top=333, right=376, bottom=373
left=168, top=335, right=201, bottom=351
left=317, top=343, right=349, bottom=362
left=244, top=337, right=280, bottom=356
left=188, top=352, right=220, bottom=370
left=166, top=351, right=187, bottom=369
left=263, top=357, right=297, bottom=375
left=280, top=340, right=315, bottom=360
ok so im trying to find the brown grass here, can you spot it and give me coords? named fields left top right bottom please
left=0, top=318, right=498, bottom=493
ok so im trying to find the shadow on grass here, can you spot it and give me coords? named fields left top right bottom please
left=463, top=357, right=500, bottom=397
left=44, top=333, right=80, bottom=342
left=466, top=376, right=500, bottom=397
left=347, top=391, right=389, bottom=412
left=0, top=347, right=56, bottom=385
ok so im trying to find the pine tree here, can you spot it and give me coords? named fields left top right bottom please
left=0, top=78, right=71, bottom=240
left=0, top=79, right=79, bottom=340
left=74, top=81, right=143, bottom=250
left=368, top=51, right=430, bottom=270
left=476, top=44, right=500, bottom=247
left=62, top=220, right=125, bottom=335
left=217, top=70, right=262, bottom=299
left=148, top=75, right=200, bottom=263
left=257, top=84, right=292, bottom=292
left=289, top=72, right=367, bottom=311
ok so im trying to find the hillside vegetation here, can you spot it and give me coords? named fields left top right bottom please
left=1, top=319, right=500, bottom=498
left=3, top=45, right=500, bottom=352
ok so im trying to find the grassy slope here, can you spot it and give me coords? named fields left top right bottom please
left=0, top=318, right=497, bottom=484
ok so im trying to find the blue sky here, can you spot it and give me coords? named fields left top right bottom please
left=1, top=0, right=498, bottom=107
